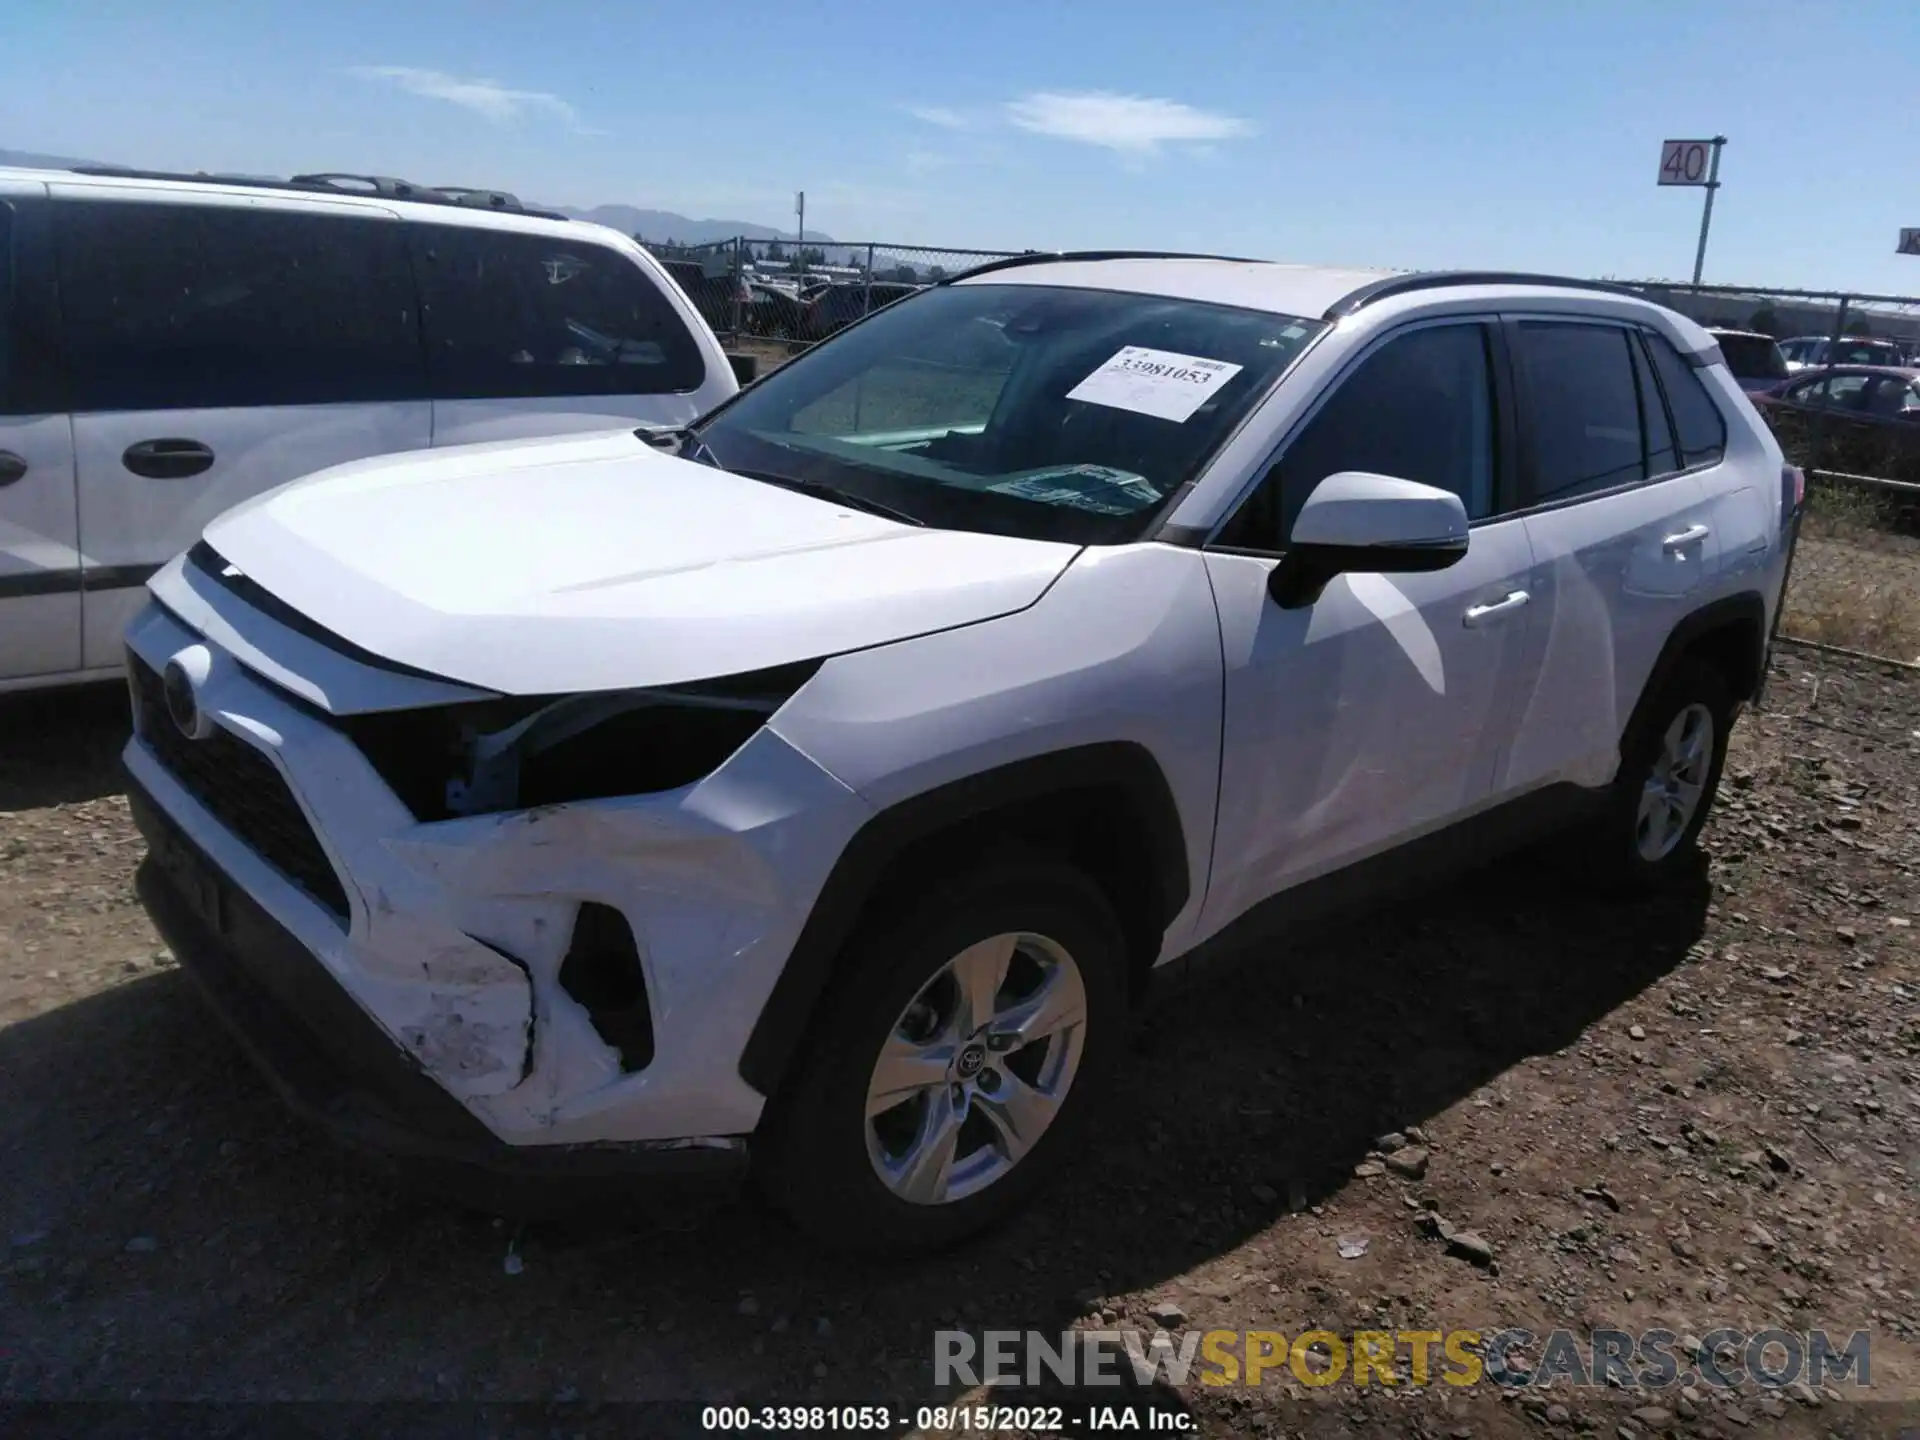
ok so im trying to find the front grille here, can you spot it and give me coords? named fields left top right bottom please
left=130, top=654, right=351, bottom=922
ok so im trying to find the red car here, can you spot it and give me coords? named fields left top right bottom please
left=1751, top=364, right=1920, bottom=489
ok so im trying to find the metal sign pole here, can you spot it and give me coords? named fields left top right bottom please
left=1690, top=136, right=1726, bottom=286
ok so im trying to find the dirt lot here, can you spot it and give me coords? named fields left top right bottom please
left=4, top=555, right=1920, bottom=1436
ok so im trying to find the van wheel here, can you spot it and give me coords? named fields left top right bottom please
left=758, top=861, right=1128, bottom=1256
left=1587, top=659, right=1732, bottom=891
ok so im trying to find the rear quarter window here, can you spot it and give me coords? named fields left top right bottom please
left=1644, top=330, right=1728, bottom=467
left=416, top=226, right=706, bottom=401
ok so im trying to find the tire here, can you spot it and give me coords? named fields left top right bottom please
left=756, top=859, right=1129, bottom=1256
left=1585, top=657, right=1733, bottom=892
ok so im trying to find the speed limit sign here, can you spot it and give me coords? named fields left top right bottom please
left=1658, top=139, right=1713, bottom=186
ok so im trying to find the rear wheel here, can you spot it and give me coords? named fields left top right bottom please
left=758, top=861, right=1128, bottom=1256
left=1585, top=658, right=1732, bottom=890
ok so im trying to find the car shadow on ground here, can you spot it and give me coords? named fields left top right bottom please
left=0, top=843, right=1711, bottom=1406
left=0, top=682, right=131, bottom=811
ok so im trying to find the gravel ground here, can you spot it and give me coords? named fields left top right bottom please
left=3, top=579, right=1919, bottom=1437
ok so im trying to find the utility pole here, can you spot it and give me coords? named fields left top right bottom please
left=795, top=190, right=805, bottom=275
left=1690, top=136, right=1726, bottom=286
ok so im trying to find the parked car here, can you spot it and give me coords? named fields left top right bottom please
left=0, top=164, right=740, bottom=694
left=799, top=281, right=923, bottom=341
left=1752, top=364, right=1920, bottom=489
left=659, top=258, right=752, bottom=336
left=1706, top=328, right=1790, bottom=396
left=741, top=281, right=809, bottom=340
left=123, top=256, right=1799, bottom=1254
left=1778, top=334, right=1908, bottom=372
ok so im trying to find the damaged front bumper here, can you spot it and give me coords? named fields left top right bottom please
left=121, top=591, right=871, bottom=1192
left=130, top=773, right=748, bottom=1204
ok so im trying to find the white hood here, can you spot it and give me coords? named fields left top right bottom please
left=200, top=429, right=1081, bottom=695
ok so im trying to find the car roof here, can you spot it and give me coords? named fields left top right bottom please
left=954, top=255, right=1395, bottom=320
left=1793, top=364, right=1920, bottom=379
left=1785, top=333, right=1900, bottom=345
left=1707, top=328, right=1778, bottom=342
left=0, top=164, right=594, bottom=240
left=947, top=253, right=1699, bottom=333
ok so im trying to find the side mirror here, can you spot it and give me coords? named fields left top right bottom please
left=726, top=352, right=759, bottom=385
left=1268, top=471, right=1470, bottom=609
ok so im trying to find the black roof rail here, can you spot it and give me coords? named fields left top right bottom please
left=940, top=248, right=1266, bottom=285
left=60, top=165, right=568, bottom=220
left=428, top=185, right=572, bottom=222
left=288, top=172, right=439, bottom=202
left=1323, top=270, right=1650, bottom=320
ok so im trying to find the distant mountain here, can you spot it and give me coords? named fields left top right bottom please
left=0, top=147, right=107, bottom=171
left=551, top=204, right=833, bottom=248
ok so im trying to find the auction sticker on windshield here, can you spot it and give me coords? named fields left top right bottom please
left=1066, top=346, right=1245, bottom=423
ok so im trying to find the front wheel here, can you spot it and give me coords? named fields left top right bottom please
left=757, top=861, right=1129, bottom=1256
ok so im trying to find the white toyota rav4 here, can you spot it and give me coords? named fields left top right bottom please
left=123, top=254, right=1802, bottom=1254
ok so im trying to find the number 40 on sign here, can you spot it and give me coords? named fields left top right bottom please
left=1658, top=140, right=1714, bottom=186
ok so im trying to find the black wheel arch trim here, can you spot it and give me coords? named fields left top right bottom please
left=737, top=740, right=1190, bottom=1099
left=1625, top=591, right=1768, bottom=751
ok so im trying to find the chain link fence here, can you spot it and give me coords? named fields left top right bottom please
left=641, top=237, right=1023, bottom=361
left=1614, top=280, right=1920, bottom=524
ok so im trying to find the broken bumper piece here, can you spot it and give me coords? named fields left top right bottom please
left=128, top=775, right=749, bottom=1211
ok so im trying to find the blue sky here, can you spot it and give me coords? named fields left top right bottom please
left=5, top=0, right=1918, bottom=293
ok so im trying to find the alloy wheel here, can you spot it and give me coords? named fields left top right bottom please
left=863, top=932, right=1088, bottom=1206
left=1636, top=702, right=1715, bottom=862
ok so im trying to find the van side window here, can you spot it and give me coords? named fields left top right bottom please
left=415, top=227, right=705, bottom=400
left=1215, top=322, right=1497, bottom=550
left=56, top=201, right=423, bottom=412
left=1642, top=330, right=1728, bottom=467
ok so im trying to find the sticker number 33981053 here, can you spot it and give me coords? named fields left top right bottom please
left=1065, top=345, right=1246, bottom=424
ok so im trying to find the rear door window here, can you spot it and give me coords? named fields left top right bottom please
left=1512, top=321, right=1645, bottom=501
left=416, top=226, right=706, bottom=400
left=56, top=199, right=423, bottom=412
left=1643, top=330, right=1728, bottom=466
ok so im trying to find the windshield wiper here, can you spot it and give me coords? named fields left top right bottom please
left=728, top=470, right=927, bottom=527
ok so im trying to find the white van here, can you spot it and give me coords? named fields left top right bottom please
left=0, top=166, right=741, bottom=692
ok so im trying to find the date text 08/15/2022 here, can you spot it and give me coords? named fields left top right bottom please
left=700, top=1404, right=1193, bottom=1433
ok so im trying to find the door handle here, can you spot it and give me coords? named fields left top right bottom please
left=0, top=451, right=26, bottom=487
left=1662, top=523, right=1711, bottom=551
left=1463, top=590, right=1530, bottom=626
left=122, top=438, right=216, bottom=480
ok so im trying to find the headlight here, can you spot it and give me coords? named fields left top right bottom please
left=340, top=659, right=822, bottom=821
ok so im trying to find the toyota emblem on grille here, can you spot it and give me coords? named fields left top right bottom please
left=160, top=645, right=216, bottom=741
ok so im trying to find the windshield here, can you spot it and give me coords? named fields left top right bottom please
left=693, top=282, right=1324, bottom=544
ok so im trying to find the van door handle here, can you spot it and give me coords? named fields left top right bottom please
left=0, top=451, right=27, bottom=487
left=1463, top=590, right=1530, bottom=626
left=1662, top=523, right=1711, bottom=551
left=122, top=438, right=215, bottom=480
